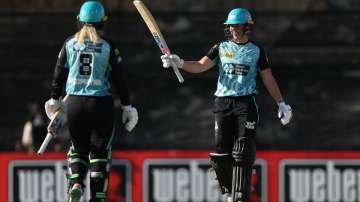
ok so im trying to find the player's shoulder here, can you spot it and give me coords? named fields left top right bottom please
left=64, top=35, right=76, bottom=45
left=59, top=35, right=76, bottom=52
left=248, top=40, right=265, bottom=50
left=218, top=40, right=232, bottom=46
left=219, top=39, right=253, bottom=48
left=212, top=40, right=230, bottom=49
left=103, top=37, right=123, bottom=54
left=102, top=37, right=122, bottom=59
left=101, top=37, right=116, bottom=48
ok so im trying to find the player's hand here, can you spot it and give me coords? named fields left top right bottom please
left=278, top=101, right=292, bottom=125
left=160, top=54, right=184, bottom=69
left=44, top=98, right=66, bottom=120
left=122, top=105, right=138, bottom=132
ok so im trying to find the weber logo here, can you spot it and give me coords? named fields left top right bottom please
left=8, top=159, right=131, bottom=202
left=280, top=159, right=360, bottom=202
left=143, top=158, right=267, bottom=202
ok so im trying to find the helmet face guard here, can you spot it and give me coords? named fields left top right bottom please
left=78, top=1, right=107, bottom=23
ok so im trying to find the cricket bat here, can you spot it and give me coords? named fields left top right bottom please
left=37, top=95, right=68, bottom=155
left=133, top=0, right=184, bottom=83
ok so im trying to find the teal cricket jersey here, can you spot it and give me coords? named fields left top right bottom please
left=65, top=37, right=112, bottom=96
left=207, top=40, right=270, bottom=97
left=51, top=36, right=130, bottom=105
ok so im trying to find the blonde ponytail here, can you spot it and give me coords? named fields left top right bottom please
left=75, top=24, right=101, bottom=44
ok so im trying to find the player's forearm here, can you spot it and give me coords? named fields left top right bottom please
left=116, top=85, right=131, bottom=106
left=181, top=61, right=207, bottom=73
left=263, top=77, right=283, bottom=103
left=182, top=56, right=214, bottom=73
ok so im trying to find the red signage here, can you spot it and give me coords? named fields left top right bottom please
left=1, top=151, right=360, bottom=202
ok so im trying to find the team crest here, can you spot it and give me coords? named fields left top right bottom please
left=220, top=50, right=234, bottom=58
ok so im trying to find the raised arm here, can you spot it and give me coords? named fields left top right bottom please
left=181, top=56, right=215, bottom=73
left=161, top=43, right=220, bottom=74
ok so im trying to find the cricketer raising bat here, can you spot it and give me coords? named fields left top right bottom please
left=133, top=0, right=184, bottom=83
left=37, top=95, right=68, bottom=155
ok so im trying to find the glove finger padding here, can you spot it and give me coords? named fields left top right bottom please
left=160, top=54, right=168, bottom=60
left=125, top=109, right=138, bottom=132
left=169, top=54, right=184, bottom=68
left=277, top=109, right=282, bottom=119
left=122, top=106, right=139, bottom=132
left=160, top=54, right=183, bottom=69
left=278, top=102, right=293, bottom=125
left=44, top=98, right=65, bottom=120
left=280, top=106, right=292, bottom=125
left=45, top=105, right=56, bottom=120
left=160, top=54, right=171, bottom=68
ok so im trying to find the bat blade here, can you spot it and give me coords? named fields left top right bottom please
left=133, top=0, right=184, bottom=83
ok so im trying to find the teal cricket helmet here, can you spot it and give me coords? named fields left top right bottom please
left=224, top=8, right=254, bottom=25
left=78, top=1, right=107, bottom=23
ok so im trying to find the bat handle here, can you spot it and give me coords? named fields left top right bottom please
left=37, top=132, right=54, bottom=155
left=170, top=59, right=184, bottom=83
left=162, top=50, right=184, bottom=83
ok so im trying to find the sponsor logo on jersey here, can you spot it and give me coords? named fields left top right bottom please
left=84, top=41, right=103, bottom=53
left=223, top=63, right=250, bottom=76
left=67, top=78, right=102, bottom=86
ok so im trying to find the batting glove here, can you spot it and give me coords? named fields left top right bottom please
left=122, top=105, right=138, bottom=132
left=44, top=98, right=66, bottom=120
left=278, top=101, right=293, bottom=125
left=160, top=54, right=184, bottom=69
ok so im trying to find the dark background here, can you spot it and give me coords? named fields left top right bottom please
left=1, top=0, right=360, bottom=151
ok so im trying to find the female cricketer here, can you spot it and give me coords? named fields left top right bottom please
left=161, top=8, right=292, bottom=202
left=44, top=1, right=138, bottom=202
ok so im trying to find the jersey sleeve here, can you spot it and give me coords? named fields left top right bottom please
left=206, top=43, right=220, bottom=61
left=109, top=45, right=131, bottom=106
left=257, top=45, right=270, bottom=71
left=50, top=42, right=69, bottom=99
